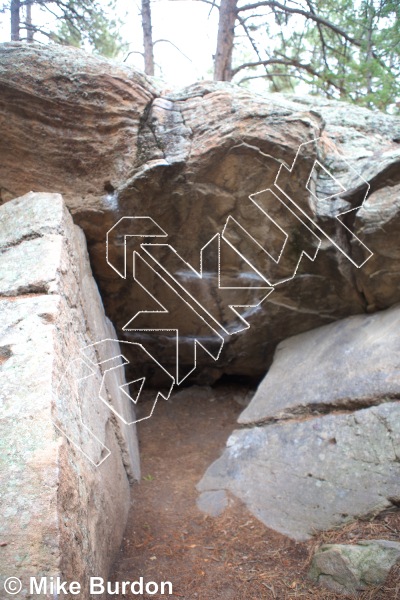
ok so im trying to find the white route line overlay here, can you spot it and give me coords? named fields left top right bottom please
left=274, top=139, right=373, bottom=268
left=52, top=357, right=111, bottom=468
left=107, top=137, right=373, bottom=343
left=52, top=341, right=175, bottom=467
left=106, top=216, right=168, bottom=279
left=125, top=252, right=225, bottom=385
left=140, top=233, right=274, bottom=335
left=56, top=136, right=375, bottom=466
left=82, top=339, right=175, bottom=423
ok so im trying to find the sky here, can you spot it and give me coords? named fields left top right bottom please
left=118, top=0, right=219, bottom=85
left=0, top=0, right=220, bottom=88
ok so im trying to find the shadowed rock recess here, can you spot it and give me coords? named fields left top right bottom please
left=1, top=43, right=400, bottom=551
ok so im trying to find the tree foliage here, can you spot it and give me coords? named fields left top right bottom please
left=213, top=0, right=400, bottom=111
left=4, top=0, right=125, bottom=58
left=2, top=0, right=399, bottom=111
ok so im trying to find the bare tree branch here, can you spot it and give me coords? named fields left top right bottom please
left=237, top=13, right=280, bottom=90
left=305, top=0, right=329, bottom=69
left=238, top=71, right=311, bottom=85
left=123, top=50, right=144, bottom=62
left=231, top=55, right=347, bottom=95
left=153, top=38, right=193, bottom=62
left=231, top=57, right=299, bottom=77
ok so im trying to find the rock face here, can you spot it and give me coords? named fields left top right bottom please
left=239, top=304, right=400, bottom=423
left=0, top=193, right=140, bottom=597
left=354, top=182, right=400, bottom=311
left=0, top=44, right=156, bottom=209
left=197, top=307, right=400, bottom=541
left=1, top=43, right=400, bottom=384
left=309, top=540, right=400, bottom=594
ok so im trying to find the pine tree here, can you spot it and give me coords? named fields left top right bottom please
left=212, top=0, right=400, bottom=111
left=4, top=0, right=125, bottom=59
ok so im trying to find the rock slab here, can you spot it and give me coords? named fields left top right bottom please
left=198, top=307, right=400, bottom=540
left=0, top=193, right=140, bottom=597
left=239, top=304, right=400, bottom=423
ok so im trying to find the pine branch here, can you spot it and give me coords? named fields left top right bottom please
left=231, top=54, right=347, bottom=95
left=305, top=0, right=329, bottom=70
left=236, top=14, right=281, bottom=91
left=237, top=0, right=361, bottom=47
left=238, top=72, right=311, bottom=84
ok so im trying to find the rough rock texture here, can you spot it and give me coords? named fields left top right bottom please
left=354, top=182, right=400, bottom=311
left=0, top=193, right=140, bottom=597
left=309, top=540, right=400, bottom=595
left=239, top=304, right=400, bottom=423
left=1, top=43, right=400, bottom=383
left=197, top=307, right=400, bottom=541
left=0, top=44, right=156, bottom=209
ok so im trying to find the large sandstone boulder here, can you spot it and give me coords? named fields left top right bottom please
left=197, top=306, right=400, bottom=540
left=0, top=43, right=157, bottom=209
left=0, top=193, right=140, bottom=598
left=1, top=43, right=400, bottom=384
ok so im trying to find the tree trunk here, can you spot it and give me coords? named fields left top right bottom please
left=141, top=0, right=155, bottom=76
left=213, top=0, right=238, bottom=81
left=11, top=0, right=20, bottom=41
left=26, top=0, right=34, bottom=42
left=365, top=1, right=374, bottom=105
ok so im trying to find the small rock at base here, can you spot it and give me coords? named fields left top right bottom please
left=197, top=490, right=228, bottom=517
left=309, top=539, right=400, bottom=595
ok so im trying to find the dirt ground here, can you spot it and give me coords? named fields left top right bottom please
left=108, top=385, right=400, bottom=600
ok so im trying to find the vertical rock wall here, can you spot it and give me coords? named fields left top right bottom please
left=0, top=193, right=140, bottom=597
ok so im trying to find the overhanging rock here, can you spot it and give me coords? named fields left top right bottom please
left=2, top=44, right=400, bottom=384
